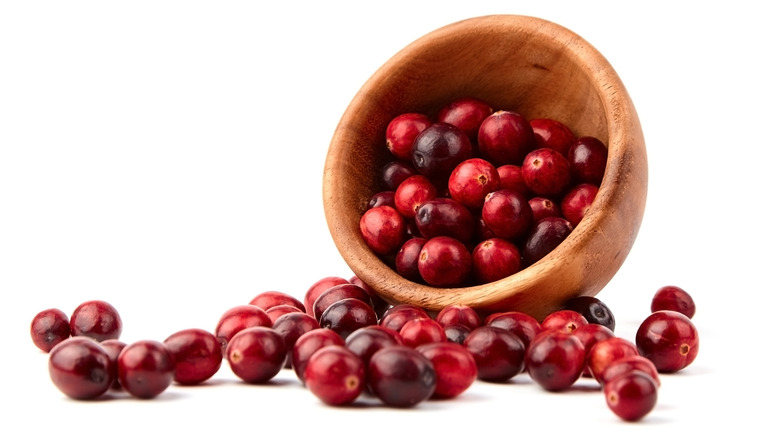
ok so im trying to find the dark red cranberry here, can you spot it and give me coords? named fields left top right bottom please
left=475, top=216, right=497, bottom=241
left=69, top=300, right=122, bottom=342
left=349, top=275, right=390, bottom=317
left=568, top=136, right=608, bottom=185
left=163, top=328, right=222, bottom=385
left=444, top=323, right=472, bottom=344
left=540, top=309, right=589, bottom=333
left=484, top=311, right=542, bottom=348
left=561, top=183, right=599, bottom=226
left=31, top=308, right=71, bottom=353
left=436, top=97, right=493, bottom=141
left=529, top=118, right=576, bottom=156
left=272, top=312, right=320, bottom=367
left=416, top=342, right=478, bottom=399
left=117, top=340, right=175, bottom=399
left=360, top=205, right=406, bottom=255
left=563, top=295, right=616, bottom=331
left=587, top=337, right=639, bottom=383
left=417, top=236, right=472, bottom=287
left=435, top=304, right=481, bottom=331
left=395, top=237, right=426, bottom=282
left=528, top=197, right=561, bottom=223
left=471, top=238, right=522, bottom=284
left=477, top=110, right=536, bottom=165
left=525, top=330, right=586, bottom=391
left=604, top=370, right=658, bottom=421
left=265, top=304, right=304, bottom=323
left=481, top=189, right=534, bottom=240
left=319, top=298, right=379, bottom=340
left=571, top=323, right=614, bottom=378
left=214, top=304, right=272, bottom=356
left=380, top=160, right=417, bottom=190
left=601, top=355, right=661, bottom=388
left=522, top=216, right=573, bottom=265
left=386, top=112, right=432, bottom=161
left=367, top=190, right=396, bottom=210
left=100, top=339, right=126, bottom=390
left=225, top=326, right=287, bottom=384
left=464, top=326, right=526, bottom=382
left=414, top=197, right=475, bottom=242
left=651, top=285, right=696, bottom=319
left=304, top=345, right=365, bottom=406
left=380, top=304, right=430, bottom=332
left=411, top=122, right=473, bottom=181
left=521, top=147, right=572, bottom=198
left=292, top=328, right=345, bottom=381
left=448, top=158, right=501, bottom=209
left=393, top=174, right=438, bottom=219
left=345, top=325, right=401, bottom=369
left=312, top=283, right=372, bottom=323
left=304, top=276, right=350, bottom=316
left=635, top=310, right=699, bottom=373
left=48, top=337, right=113, bottom=400
left=367, top=345, right=437, bottom=407
left=398, top=318, right=446, bottom=348
left=496, top=164, right=530, bottom=197
left=249, top=290, right=305, bottom=312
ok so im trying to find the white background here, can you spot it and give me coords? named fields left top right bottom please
left=1, top=1, right=776, bottom=436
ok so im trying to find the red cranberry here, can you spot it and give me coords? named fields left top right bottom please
left=48, top=337, right=113, bottom=400
left=541, top=309, right=589, bottom=333
left=601, top=355, right=661, bottom=388
left=304, top=276, right=350, bottom=316
left=416, top=342, right=478, bottom=399
left=414, top=197, right=475, bottom=242
left=272, top=312, right=320, bottom=367
left=319, top=298, right=379, bottom=340
left=568, top=136, right=608, bottom=185
left=481, top=189, right=534, bottom=240
left=563, top=295, right=616, bottom=331
left=249, top=291, right=305, bottom=313
left=529, top=118, right=576, bottom=156
left=225, top=326, right=287, bottom=384
left=360, top=205, right=406, bottom=255
left=214, top=304, right=272, bottom=356
left=349, top=275, right=390, bottom=318
left=367, top=345, right=437, bottom=407
left=496, top=164, right=530, bottom=197
left=561, top=183, right=599, bottom=226
left=448, top=158, right=501, bottom=209
left=117, top=340, right=175, bottom=399
left=528, top=197, right=561, bottom=223
left=435, top=304, right=481, bottom=331
left=417, top=236, right=472, bottom=287
left=525, top=330, right=586, bottom=391
left=367, top=190, right=396, bottom=210
left=411, top=122, right=473, bottom=181
left=345, top=325, right=401, bottom=368
left=464, top=326, right=526, bottom=382
left=292, top=328, right=345, bottom=381
left=471, top=238, right=522, bottom=284
left=304, top=345, right=365, bottom=406
left=635, top=310, right=699, bottom=373
left=651, top=285, right=696, bottom=319
left=100, top=339, right=126, bottom=390
left=265, top=304, right=304, bottom=323
left=393, top=174, right=438, bottom=219
left=380, top=160, right=417, bottom=191
left=484, top=311, right=542, bottom=348
left=444, top=323, right=472, bottom=344
left=69, top=299, right=122, bottom=342
left=312, top=283, right=372, bottom=323
left=521, top=147, right=572, bottom=198
left=571, top=323, right=615, bottom=378
left=436, top=97, right=493, bottom=141
left=395, top=237, right=426, bottom=282
left=379, top=304, right=430, bottom=332
left=477, top=110, right=536, bottom=165
left=604, top=370, right=658, bottom=421
left=398, top=318, right=446, bottom=348
left=31, top=308, right=71, bottom=353
left=522, top=216, right=573, bottom=265
left=587, top=337, right=639, bottom=383
left=386, top=112, right=432, bottom=161
left=163, top=328, right=222, bottom=385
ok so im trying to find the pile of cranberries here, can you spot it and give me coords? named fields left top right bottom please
left=31, top=277, right=698, bottom=422
left=359, top=97, right=609, bottom=287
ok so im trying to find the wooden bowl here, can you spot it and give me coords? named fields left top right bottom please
left=322, top=14, right=647, bottom=321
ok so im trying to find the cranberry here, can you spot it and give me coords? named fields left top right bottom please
left=417, top=236, right=472, bottom=287
left=379, top=304, right=430, bottom=332
left=444, top=323, right=472, bottom=344
left=367, top=190, right=396, bottom=210
left=437, top=97, right=493, bottom=141
left=522, top=216, right=573, bottom=265
left=651, top=285, right=696, bottom=319
left=395, top=237, right=427, bottom=282
left=528, top=197, right=561, bottom=223
left=529, top=118, right=576, bottom=156
left=319, top=297, right=379, bottom=340
left=563, top=295, right=616, bottom=331
left=411, top=122, right=473, bottom=181
left=416, top=342, right=478, bottom=399
left=525, top=330, right=586, bottom=391
left=386, top=112, right=432, bottom=161
left=265, top=304, right=304, bottom=323
left=464, top=326, right=526, bottom=382
left=568, top=136, right=608, bottom=185
left=540, top=309, right=589, bottom=333
left=304, top=276, right=350, bottom=316
left=48, top=337, right=113, bottom=400
left=345, top=325, right=401, bottom=368
left=163, top=328, right=222, bottom=385
left=398, top=317, right=446, bottom=348
left=601, top=355, right=661, bottom=388
left=435, top=304, right=481, bottom=331
left=393, top=174, right=438, bottom=219
left=304, top=345, right=365, bottom=406
left=117, top=340, right=175, bottom=399
left=249, top=291, right=305, bottom=313
left=30, top=308, right=71, bottom=353
left=292, top=328, right=345, bottom=381
left=225, top=326, right=287, bottom=384
left=635, top=310, right=699, bottom=373
left=496, top=164, right=530, bottom=197
left=272, top=312, right=320, bottom=367
left=69, top=299, right=122, bottom=342
left=312, top=283, right=372, bottom=323
left=471, top=238, right=522, bottom=283
left=587, top=337, right=639, bottom=383
left=561, top=183, right=599, bottom=226
left=360, top=205, right=406, bottom=255
left=214, top=304, right=272, bottom=356
left=349, top=275, right=390, bottom=317
left=481, top=189, right=534, bottom=240
left=604, top=370, right=658, bottom=421
left=448, top=157, right=501, bottom=209
left=367, top=345, right=437, bottom=407
left=521, top=147, right=572, bottom=198
left=484, top=311, right=542, bottom=348
left=414, top=197, right=476, bottom=242
left=571, top=323, right=614, bottom=378
left=477, top=110, right=535, bottom=166
left=100, top=339, right=126, bottom=390
left=380, top=160, right=417, bottom=191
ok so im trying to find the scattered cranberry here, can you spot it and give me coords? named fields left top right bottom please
left=265, top=304, right=304, bottom=323
left=521, top=147, right=572, bottom=197
left=481, top=189, right=534, bottom=240
left=601, top=355, right=661, bottom=388
left=344, top=325, right=401, bottom=369
left=435, top=304, right=481, bottom=331
left=464, top=326, right=526, bottom=382
left=48, top=336, right=113, bottom=400
left=272, top=312, right=320, bottom=367
left=541, top=309, right=589, bottom=333
left=416, top=342, right=478, bottom=399
left=225, top=326, right=287, bottom=384
left=163, top=328, right=222, bottom=385
left=477, top=110, right=535, bottom=166
left=635, top=310, right=699, bottom=373
left=603, top=370, right=658, bottom=421
left=312, top=283, right=372, bottom=323
left=303, top=276, right=350, bottom=316
left=443, top=323, right=472, bottom=344
left=30, top=308, right=71, bottom=353
left=69, top=300, right=122, bottom=342
left=117, top=340, right=175, bottom=399
left=571, top=323, right=615, bottom=378
left=386, top=112, right=432, bottom=161
left=359, top=205, right=406, bottom=255
left=349, top=275, right=390, bottom=317
left=379, top=304, right=430, bottom=332
left=398, top=317, right=446, bottom=348
left=100, top=339, right=126, bottom=390
left=530, top=118, right=576, bottom=156
left=561, top=183, right=599, bottom=226
left=525, top=330, right=586, bottom=391
left=417, top=236, right=472, bottom=287
left=471, top=238, right=522, bottom=284
left=448, top=158, right=501, bottom=209
left=522, top=216, right=573, bottom=265
left=568, top=136, right=608, bottom=185
left=249, top=291, right=305, bottom=313
left=414, top=197, right=476, bottom=242
left=214, top=304, right=272, bottom=356
left=587, top=337, right=639, bottom=383
left=651, top=285, right=696, bottom=319
left=563, top=295, right=616, bottom=331
left=292, top=328, right=345, bottom=381
left=411, top=122, right=473, bottom=181
left=436, top=96, right=493, bottom=141
left=319, top=297, right=378, bottom=340
left=367, top=345, right=437, bottom=408
left=484, top=311, right=542, bottom=348
left=304, top=345, right=365, bottom=406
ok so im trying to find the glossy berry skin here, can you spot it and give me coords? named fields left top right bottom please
left=587, top=337, right=639, bottom=383
left=395, top=237, right=426, bottom=282
left=100, top=339, right=126, bottom=390
left=560, top=183, right=599, bottom=226
left=651, top=285, right=696, bottom=319
left=417, top=236, right=472, bottom=287
left=69, top=300, right=123, bottom=342
left=416, top=342, right=478, bottom=399
left=568, top=136, right=608, bottom=185
left=163, top=328, right=222, bottom=385
left=563, top=295, right=616, bottom=331
left=464, top=326, right=526, bottom=382
left=272, top=312, right=321, bottom=367
left=304, top=345, right=365, bottom=406
left=604, top=370, right=658, bottom=422
left=214, top=305, right=272, bottom=356
left=225, top=326, right=287, bottom=384
left=344, top=325, right=400, bottom=369
left=436, top=97, right=493, bottom=141
left=635, top=310, right=699, bottom=373
left=48, top=337, right=113, bottom=400
left=528, top=197, right=561, bottom=224
left=303, top=276, right=350, bottom=316
left=496, top=164, right=530, bottom=197
left=398, top=318, right=446, bottom=348
left=521, top=147, right=572, bottom=198
left=477, top=110, right=536, bottom=166
left=484, top=311, right=542, bottom=348
left=249, top=291, right=305, bottom=313
left=265, top=305, right=304, bottom=323
left=540, top=310, right=589, bottom=333
left=522, top=216, right=573, bottom=265
left=411, top=122, right=473, bottom=181
left=292, top=328, right=345, bottom=381
left=360, top=205, right=406, bottom=255
left=380, top=160, right=417, bottom=191
left=414, top=197, right=476, bottom=242
left=31, top=308, right=71, bottom=353
left=471, top=238, right=522, bottom=284
left=448, top=158, right=501, bottom=209
left=394, top=174, right=438, bottom=219
left=319, top=298, right=379, bottom=340
left=379, top=304, right=430, bottom=332
left=386, top=112, right=432, bottom=161
left=312, top=284, right=372, bottom=323
left=367, top=345, right=437, bottom=408
left=571, top=323, right=615, bottom=378
left=435, top=304, right=482, bottom=331
left=368, top=190, right=396, bottom=210
left=530, top=118, right=576, bottom=156
left=117, top=340, right=175, bottom=399
left=444, top=324, right=471, bottom=344
left=601, top=355, right=661, bottom=388
left=349, top=275, right=390, bottom=318
left=525, top=330, right=586, bottom=391
left=481, top=189, right=534, bottom=241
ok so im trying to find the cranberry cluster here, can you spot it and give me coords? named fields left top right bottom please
left=31, top=278, right=698, bottom=422
left=360, top=97, right=609, bottom=287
